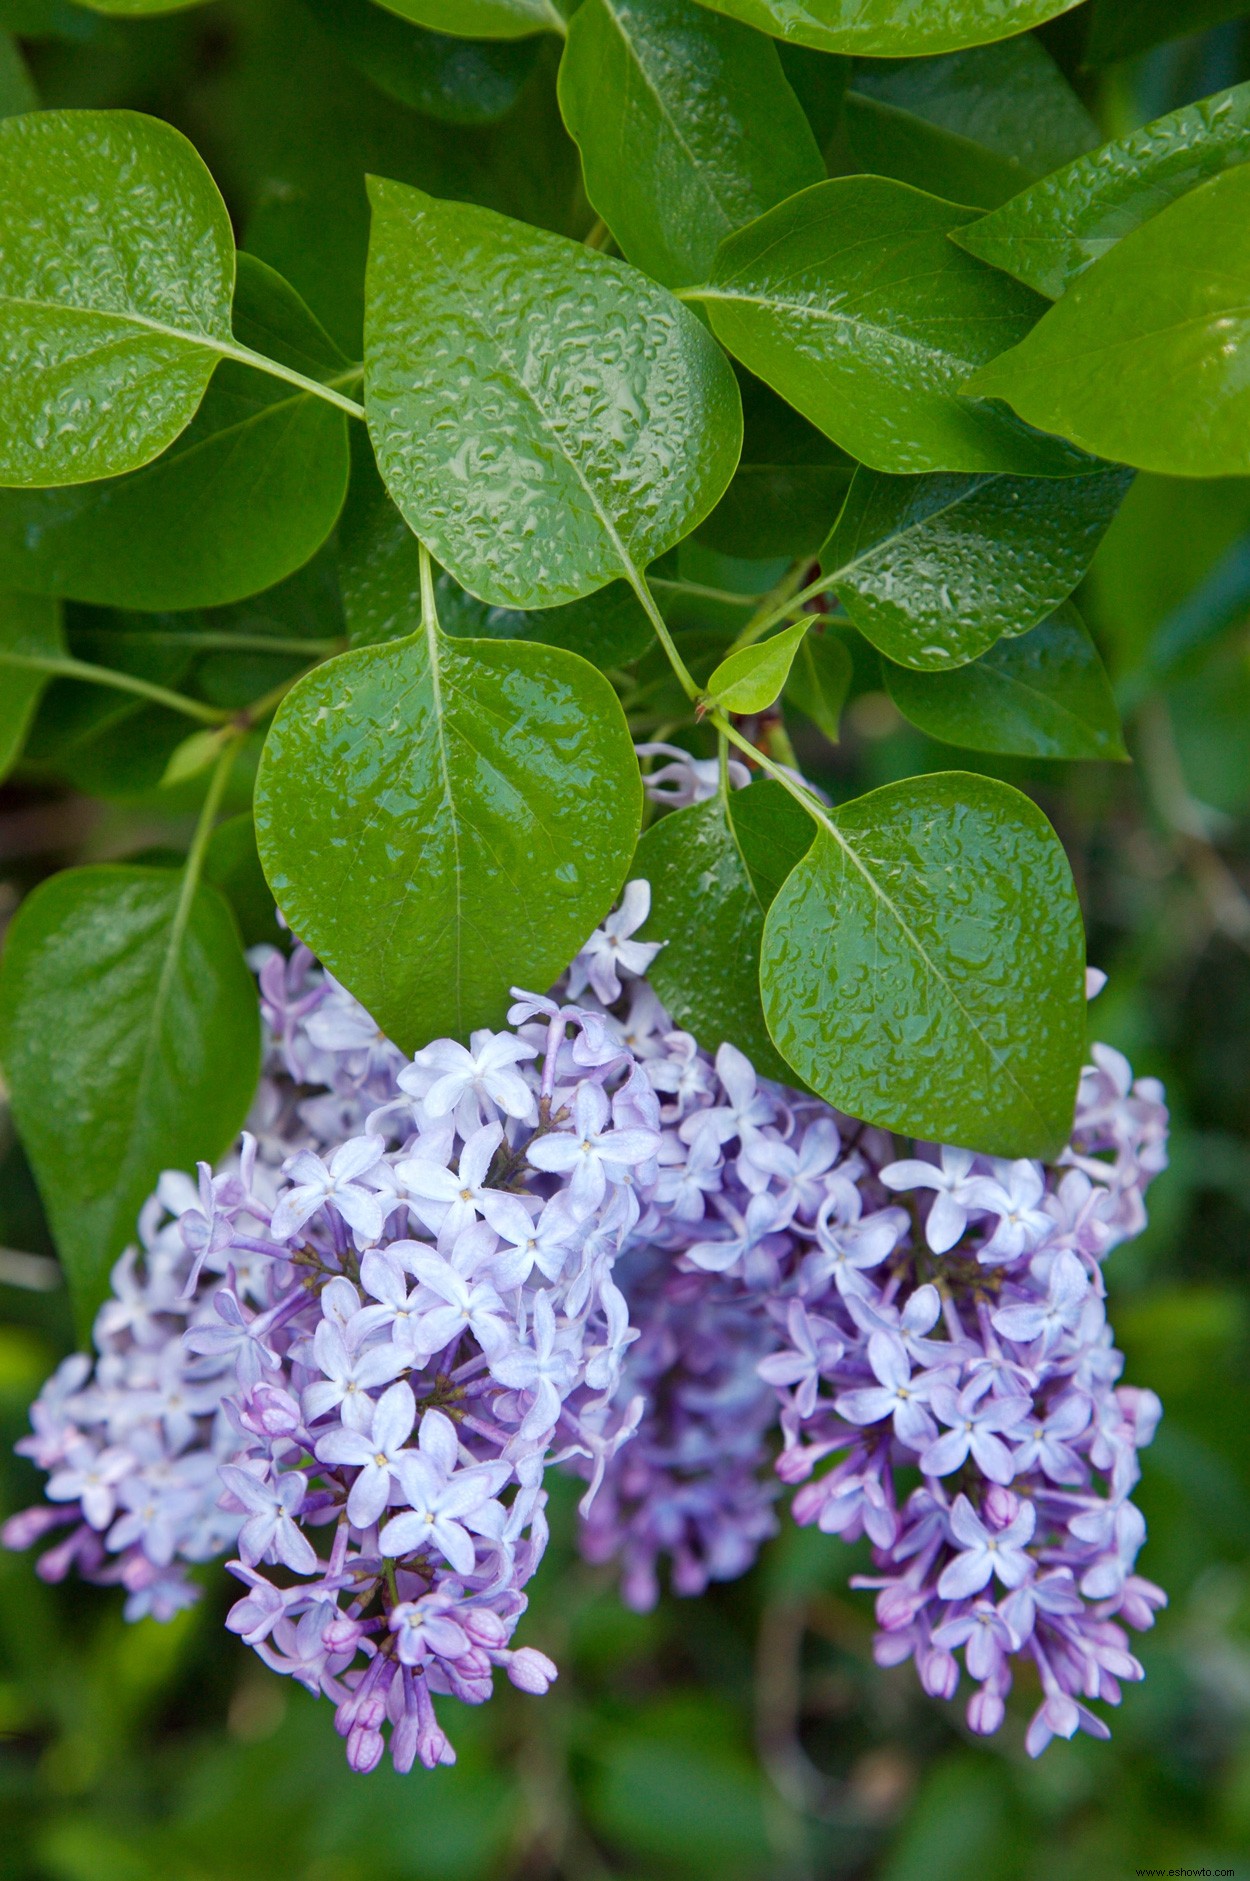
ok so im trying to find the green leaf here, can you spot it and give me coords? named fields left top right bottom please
left=0, top=591, right=62, bottom=781
left=635, top=791, right=793, bottom=1079
left=843, top=37, right=1096, bottom=211
left=300, top=0, right=542, bottom=123
left=71, top=0, right=208, bottom=11
left=706, top=618, right=811, bottom=713
left=759, top=772, right=1085, bottom=1157
left=364, top=179, right=742, bottom=608
left=727, top=774, right=813, bottom=906
left=0, top=255, right=351, bottom=611
left=203, top=812, right=284, bottom=950
left=965, top=165, right=1250, bottom=478
left=371, top=0, right=565, bottom=36
left=698, top=177, right=1089, bottom=477
left=695, top=368, right=853, bottom=560
left=953, top=82, right=1250, bottom=302
left=1084, top=0, right=1250, bottom=64
left=0, top=109, right=236, bottom=487
left=883, top=603, right=1127, bottom=760
left=0, top=31, right=36, bottom=117
left=686, top=0, right=1086, bottom=58
left=0, top=865, right=260, bottom=1332
left=558, top=0, right=823, bottom=289
left=254, top=594, right=643, bottom=1052
left=338, top=431, right=653, bottom=665
left=819, top=463, right=1131, bottom=668
left=784, top=626, right=851, bottom=740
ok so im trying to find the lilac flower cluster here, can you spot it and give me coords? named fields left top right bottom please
left=6, top=870, right=1169, bottom=1769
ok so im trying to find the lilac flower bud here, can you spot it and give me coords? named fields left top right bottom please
left=504, top=1647, right=559, bottom=1694
left=967, top=1687, right=1006, bottom=1735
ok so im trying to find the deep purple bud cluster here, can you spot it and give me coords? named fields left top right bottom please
left=6, top=870, right=1168, bottom=1769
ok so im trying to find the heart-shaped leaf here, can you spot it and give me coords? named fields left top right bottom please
left=819, top=464, right=1132, bottom=668
left=0, top=109, right=237, bottom=486
left=254, top=580, right=643, bottom=1051
left=965, top=165, right=1250, bottom=478
left=0, top=255, right=352, bottom=610
left=706, top=617, right=810, bottom=714
left=0, top=590, right=62, bottom=781
left=686, top=0, right=1086, bottom=60
left=696, top=177, right=1088, bottom=477
left=558, top=0, right=823, bottom=288
left=760, top=771, right=1086, bottom=1157
left=635, top=788, right=793, bottom=1079
left=0, top=865, right=260, bottom=1333
left=364, top=179, right=742, bottom=608
left=953, top=82, right=1250, bottom=300
left=883, top=603, right=1127, bottom=760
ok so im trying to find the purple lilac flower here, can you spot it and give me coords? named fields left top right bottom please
left=6, top=894, right=1169, bottom=1771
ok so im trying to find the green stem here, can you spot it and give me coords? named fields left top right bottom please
left=236, top=661, right=323, bottom=729
left=0, top=651, right=230, bottom=725
left=648, top=576, right=760, bottom=609
left=626, top=570, right=700, bottom=703
left=730, top=567, right=836, bottom=652
left=217, top=341, right=366, bottom=420
left=100, top=631, right=346, bottom=657
left=713, top=710, right=830, bottom=834
left=183, top=734, right=241, bottom=888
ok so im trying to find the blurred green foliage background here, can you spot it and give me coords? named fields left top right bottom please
left=2, top=4, right=1250, bottom=1876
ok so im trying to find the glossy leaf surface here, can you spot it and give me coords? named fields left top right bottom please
left=760, top=773, right=1086, bottom=1157
left=686, top=0, right=1086, bottom=58
left=338, top=435, right=653, bottom=665
left=699, top=177, right=1086, bottom=477
left=0, top=590, right=62, bottom=781
left=0, top=865, right=260, bottom=1331
left=558, top=0, right=822, bottom=288
left=255, top=613, right=642, bottom=1052
left=302, top=0, right=542, bottom=123
left=784, top=627, right=852, bottom=740
left=365, top=179, right=742, bottom=607
left=844, top=37, right=1095, bottom=209
left=966, top=165, right=1250, bottom=477
left=0, top=109, right=236, bottom=487
left=820, top=464, right=1132, bottom=668
left=0, top=256, right=351, bottom=611
left=373, top=0, right=564, bottom=35
left=636, top=792, right=792, bottom=1078
left=954, top=82, right=1250, bottom=299
left=728, top=775, right=813, bottom=907
left=696, top=370, right=852, bottom=560
left=883, top=603, right=1127, bottom=760
left=706, top=617, right=810, bottom=713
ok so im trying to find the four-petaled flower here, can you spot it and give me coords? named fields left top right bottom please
left=566, top=879, right=662, bottom=1006
left=992, top=1250, right=1090, bottom=1352
left=937, top=1493, right=1037, bottom=1598
left=403, top=1029, right=538, bottom=1133
left=835, top=1333, right=942, bottom=1449
left=757, top=1300, right=843, bottom=1418
left=880, top=1146, right=983, bottom=1254
left=490, top=1290, right=580, bottom=1438
left=964, top=1159, right=1054, bottom=1264
left=396, top=1123, right=526, bottom=1241
left=315, top=1379, right=417, bottom=1527
left=220, top=1465, right=318, bottom=1573
left=380, top=1411, right=507, bottom=1574
left=922, top=1377, right=1032, bottom=1486
left=302, top=1321, right=408, bottom=1430
left=270, top=1137, right=387, bottom=1245
left=527, top=1082, right=659, bottom=1217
